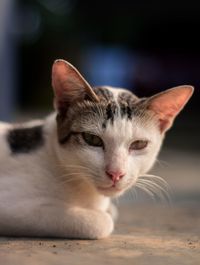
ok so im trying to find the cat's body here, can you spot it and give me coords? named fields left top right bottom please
left=0, top=113, right=113, bottom=238
left=0, top=60, right=194, bottom=239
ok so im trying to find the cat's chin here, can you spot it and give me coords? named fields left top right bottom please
left=96, top=185, right=126, bottom=197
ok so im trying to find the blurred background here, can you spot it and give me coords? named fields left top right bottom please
left=0, top=0, right=199, bottom=202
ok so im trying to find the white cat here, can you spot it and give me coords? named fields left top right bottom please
left=0, top=60, right=193, bottom=239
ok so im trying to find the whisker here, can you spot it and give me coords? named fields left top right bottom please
left=155, top=159, right=170, bottom=167
left=136, top=173, right=171, bottom=203
left=137, top=180, right=170, bottom=202
left=138, top=179, right=170, bottom=195
left=126, top=189, right=132, bottom=202
left=63, top=165, right=96, bottom=173
left=135, top=183, right=156, bottom=199
left=58, top=171, right=106, bottom=189
left=129, top=188, right=137, bottom=201
left=133, top=187, right=138, bottom=201
left=140, top=174, right=170, bottom=189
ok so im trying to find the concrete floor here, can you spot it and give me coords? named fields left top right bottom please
left=0, top=148, right=199, bottom=265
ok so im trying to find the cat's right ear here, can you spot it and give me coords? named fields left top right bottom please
left=52, top=59, right=99, bottom=114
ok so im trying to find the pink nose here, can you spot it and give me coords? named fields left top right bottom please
left=106, top=170, right=125, bottom=183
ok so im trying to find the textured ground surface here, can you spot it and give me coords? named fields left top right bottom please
left=0, top=148, right=199, bottom=265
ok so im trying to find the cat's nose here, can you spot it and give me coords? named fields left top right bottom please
left=106, top=170, right=125, bottom=183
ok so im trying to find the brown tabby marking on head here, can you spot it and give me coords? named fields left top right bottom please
left=93, top=87, right=114, bottom=101
left=57, top=87, right=146, bottom=144
left=117, top=91, right=139, bottom=119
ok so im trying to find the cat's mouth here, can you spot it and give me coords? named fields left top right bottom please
left=96, top=179, right=136, bottom=197
left=98, top=185, right=122, bottom=192
left=97, top=184, right=125, bottom=196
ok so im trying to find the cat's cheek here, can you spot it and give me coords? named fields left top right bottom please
left=127, top=156, right=140, bottom=181
left=76, top=147, right=105, bottom=176
left=128, top=152, right=151, bottom=178
left=136, top=149, right=160, bottom=175
left=85, top=148, right=104, bottom=166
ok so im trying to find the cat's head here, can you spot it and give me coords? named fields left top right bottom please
left=52, top=59, right=194, bottom=197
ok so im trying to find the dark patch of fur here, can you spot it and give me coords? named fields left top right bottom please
left=106, top=102, right=117, bottom=124
left=7, top=125, right=44, bottom=154
left=118, top=92, right=139, bottom=120
left=93, top=87, right=114, bottom=101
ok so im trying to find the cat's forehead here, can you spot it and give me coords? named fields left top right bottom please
left=93, top=86, right=140, bottom=124
left=68, top=86, right=151, bottom=132
left=57, top=86, right=157, bottom=144
left=102, top=113, right=154, bottom=143
left=93, top=86, right=138, bottom=104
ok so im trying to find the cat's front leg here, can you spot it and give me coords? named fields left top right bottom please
left=107, top=202, right=118, bottom=221
left=1, top=203, right=114, bottom=239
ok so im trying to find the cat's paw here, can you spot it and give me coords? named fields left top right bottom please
left=88, top=211, right=114, bottom=239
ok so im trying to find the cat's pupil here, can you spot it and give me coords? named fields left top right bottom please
left=82, top=133, right=104, bottom=147
left=130, top=140, right=148, bottom=151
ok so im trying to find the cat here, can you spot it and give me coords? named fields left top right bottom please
left=0, top=59, right=194, bottom=239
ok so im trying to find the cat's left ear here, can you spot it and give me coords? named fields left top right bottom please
left=147, top=85, right=194, bottom=133
left=52, top=59, right=99, bottom=114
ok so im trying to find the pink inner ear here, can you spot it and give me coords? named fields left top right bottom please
left=148, top=86, right=194, bottom=132
left=52, top=60, right=99, bottom=112
left=52, top=61, right=66, bottom=97
left=52, top=61, right=81, bottom=98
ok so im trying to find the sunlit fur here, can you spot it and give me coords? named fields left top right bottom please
left=0, top=87, right=162, bottom=239
left=0, top=80, right=193, bottom=239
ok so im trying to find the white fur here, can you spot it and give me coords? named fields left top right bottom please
left=0, top=87, right=163, bottom=239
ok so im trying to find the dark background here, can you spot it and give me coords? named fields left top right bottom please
left=0, top=0, right=199, bottom=152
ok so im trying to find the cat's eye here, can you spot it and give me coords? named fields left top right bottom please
left=129, top=140, right=148, bottom=151
left=82, top=132, right=104, bottom=147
